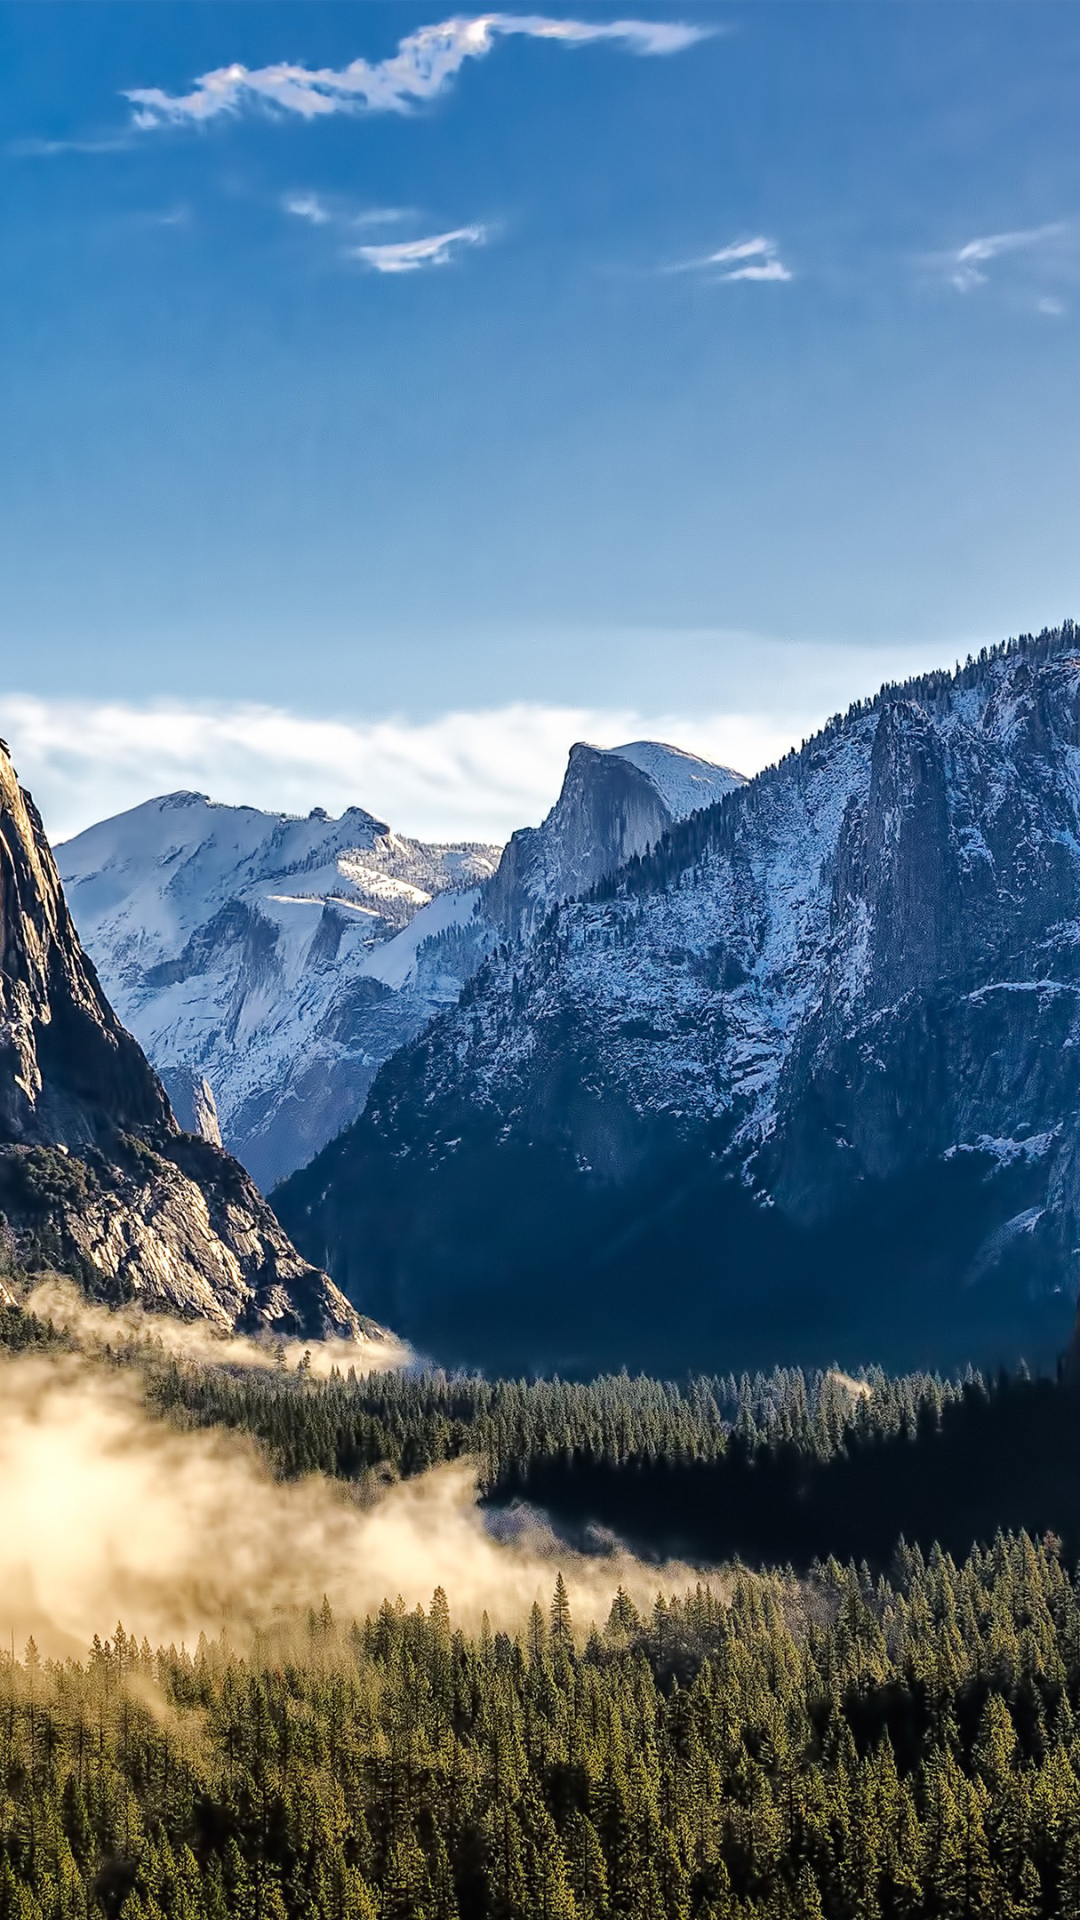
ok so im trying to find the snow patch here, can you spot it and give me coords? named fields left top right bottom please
left=608, top=741, right=744, bottom=819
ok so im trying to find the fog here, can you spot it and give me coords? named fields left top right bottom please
left=0, top=1349, right=705, bottom=1659
left=24, top=1276, right=411, bottom=1378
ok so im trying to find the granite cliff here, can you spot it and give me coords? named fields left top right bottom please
left=0, top=742, right=375, bottom=1342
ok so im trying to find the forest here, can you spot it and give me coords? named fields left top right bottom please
left=6, top=1297, right=1080, bottom=1915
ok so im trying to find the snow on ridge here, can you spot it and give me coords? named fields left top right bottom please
left=60, top=790, right=500, bottom=958
left=360, top=888, right=484, bottom=992
left=422, top=632, right=1080, bottom=1157
left=606, top=740, right=745, bottom=820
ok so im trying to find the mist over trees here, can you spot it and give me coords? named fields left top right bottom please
left=7, top=1300, right=1080, bottom=1913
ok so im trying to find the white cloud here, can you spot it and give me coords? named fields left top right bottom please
left=284, top=194, right=414, bottom=232
left=723, top=256, right=791, bottom=283
left=126, top=14, right=708, bottom=128
left=4, top=636, right=969, bottom=847
left=668, top=234, right=793, bottom=283
left=705, top=237, right=773, bottom=266
left=283, top=191, right=332, bottom=225
left=3, top=695, right=802, bottom=848
left=10, top=134, right=135, bottom=157
left=352, top=225, right=486, bottom=272
left=938, top=222, right=1068, bottom=293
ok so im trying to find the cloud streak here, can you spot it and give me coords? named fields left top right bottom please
left=10, top=134, right=135, bottom=158
left=126, top=14, right=708, bottom=128
left=283, top=191, right=480, bottom=274
left=353, top=224, right=486, bottom=272
left=936, top=221, right=1069, bottom=293
left=669, top=235, right=792, bottom=283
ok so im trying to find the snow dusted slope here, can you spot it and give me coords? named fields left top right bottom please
left=59, top=794, right=500, bottom=1191
left=609, top=740, right=741, bottom=818
left=60, top=740, right=737, bottom=1193
left=278, top=626, right=1080, bottom=1375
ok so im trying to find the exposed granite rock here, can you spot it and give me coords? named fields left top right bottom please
left=0, top=742, right=379, bottom=1342
left=162, top=1067, right=223, bottom=1146
left=489, top=744, right=684, bottom=937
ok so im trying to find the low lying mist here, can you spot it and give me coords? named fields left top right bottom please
left=0, top=1347, right=707, bottom=1658
left=24, top=1276, right=411, bottom=1377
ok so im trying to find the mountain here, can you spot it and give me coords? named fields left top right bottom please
left=276, top=624, right=1080, bottom=1376
left=59, top=742, right=739, bottom=1190
left=58, top=794, right=501, bottom=1191
left=0, top=742, right=375, bottom=1342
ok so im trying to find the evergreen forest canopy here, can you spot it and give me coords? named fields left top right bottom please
left=7, top=1299, right=1080, bottom=1913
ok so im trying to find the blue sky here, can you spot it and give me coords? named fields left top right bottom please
left=3, top=2, right=1080, bottom=838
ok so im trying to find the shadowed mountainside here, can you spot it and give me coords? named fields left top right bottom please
left=277, top=625, right=1080, bottom=1374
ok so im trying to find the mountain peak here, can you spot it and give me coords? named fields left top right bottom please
left=605, top=739, right=744, bottom=818
left=59, top=786, right=503, bottom=1190
left=484, top=735, right=744, bottom=938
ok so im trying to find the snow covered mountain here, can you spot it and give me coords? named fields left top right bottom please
left=277, top=625, right=1080, bottom=1376
left=58, top=794, right=500, bottom=1192
left=59, top=741, right=736, bottom=1190
left=0, top=741, right=373, bottom=1343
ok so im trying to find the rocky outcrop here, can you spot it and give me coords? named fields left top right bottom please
left=276, top=626, right=1080, bottom=1375
left=161, top=1067, right=222, bottom=1146
left=486, top=741, right=741, bottom=938
left=0, top=743, right=379, bottom=1342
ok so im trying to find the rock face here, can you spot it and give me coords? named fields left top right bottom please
left=0, top=744, right=376, bottom=1342
left=276, top=626, right=1080, bottom=1375
left=162, top=1067, right=222, bottom=1146
left=60, top=743, right=739, bottom=1189
left=487, top=741, right=742, bottom=937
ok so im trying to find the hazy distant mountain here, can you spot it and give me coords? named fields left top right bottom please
left=60, top=741, right=740, bottom=1189
left=0, top=743, right=375, bottom=1342
left=277, top=625, right=1080, bottom=1376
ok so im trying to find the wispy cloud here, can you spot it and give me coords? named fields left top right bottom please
left=667, top=235, right=792, bottom=283
left=936, top=222, right=1068, bottom=293
left=283, top=191, right=332, bottom=226
left=282, top=194, right=481, bottom=273
left=125, top=13, right=708, bottom=129
left=352, top=225, right=487, bottom=273
left=283, top=193, right=413, bottom=231
left=10, top=133, right=135, bottom=158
